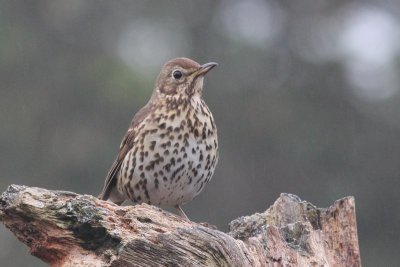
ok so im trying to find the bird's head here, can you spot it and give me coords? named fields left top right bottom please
left=152, top=57, right=217, bottom=101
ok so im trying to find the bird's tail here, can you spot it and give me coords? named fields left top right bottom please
left=99, top=156, right=126, bottom=205
left=98, top=182, right=125, bottom=205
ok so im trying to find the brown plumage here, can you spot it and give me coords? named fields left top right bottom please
left=99, top=57, right=218, bottom=219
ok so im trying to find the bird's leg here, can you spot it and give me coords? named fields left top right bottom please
left=174, top=205, right=189, bottom=220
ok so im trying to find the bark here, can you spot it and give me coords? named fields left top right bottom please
left=0, top=185, right=361, bottom=267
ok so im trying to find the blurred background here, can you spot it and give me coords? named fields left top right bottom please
left=1, top=0, right=399, bottom=266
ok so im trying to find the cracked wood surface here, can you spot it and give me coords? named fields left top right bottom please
left=0, top=185, right=361, bottom=266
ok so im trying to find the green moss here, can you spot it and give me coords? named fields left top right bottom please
left=304, top=203, right=322, bottom=230
left=281, top=222, right=312, bottom=256
left=55, top=196, right=121, bottom=252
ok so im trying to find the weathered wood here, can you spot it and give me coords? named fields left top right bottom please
left=0, top=185, right=361, bottom=266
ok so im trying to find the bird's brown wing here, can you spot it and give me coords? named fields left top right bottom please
left=98, top=104, right=153, bottom=201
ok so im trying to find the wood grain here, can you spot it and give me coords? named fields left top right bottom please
left=0, top=185, right=361, bottom=266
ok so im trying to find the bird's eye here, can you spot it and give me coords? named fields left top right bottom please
left=172, top=70, right=183, bottom=80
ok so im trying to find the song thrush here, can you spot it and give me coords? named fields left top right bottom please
left=99, top=57, right=218, bottom=219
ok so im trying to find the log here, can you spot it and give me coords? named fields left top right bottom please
left=0, top=185, right=361, bottom=266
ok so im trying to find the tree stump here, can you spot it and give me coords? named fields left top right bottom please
left=0, top=185, right=361, bottom=266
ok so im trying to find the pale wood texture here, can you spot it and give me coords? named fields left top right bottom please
left=0, top=185, right=361, bottom=266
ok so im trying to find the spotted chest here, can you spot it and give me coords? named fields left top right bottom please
left=117, top=97, right=218, bottom=206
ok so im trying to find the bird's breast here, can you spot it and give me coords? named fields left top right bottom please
left=119, top=99, right=218, bottom=206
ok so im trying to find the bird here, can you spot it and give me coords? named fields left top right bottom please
left=99, top=57, right=218, bottom=219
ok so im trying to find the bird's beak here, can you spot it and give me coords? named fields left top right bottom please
left=194, top=62, right=218, bottom=77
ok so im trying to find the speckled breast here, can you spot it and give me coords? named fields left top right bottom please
left=117, top=97, right=218, bottom=206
